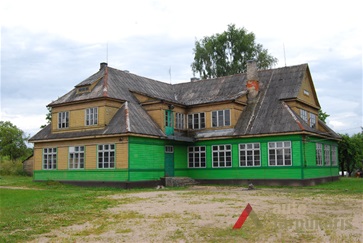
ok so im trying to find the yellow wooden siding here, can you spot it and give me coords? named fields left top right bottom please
left=297, top=74, right=319, bottom=108
left=33, top=137, right=129, bottom=171
left=34, top=148, right=43, bottom=170
left=57, top=147, right=68, bottom=169
left=116, top=142, right=128, bottom=168
left=132, top=92, right=158, bottom=103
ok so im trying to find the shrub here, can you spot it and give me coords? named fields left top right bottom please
left=0, top=158, right=27, bottom=176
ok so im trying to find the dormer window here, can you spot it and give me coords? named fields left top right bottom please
left=300, top=109, right=308, bottom=123
left=212, top=109, right=231, bottom=127
left=86, top=107, right=98, bottom=126
left=58, top=111, right=69, bottom=129
left=77, top=86, right=90, bottom=94
left=310, top=113, right=316, bottom=128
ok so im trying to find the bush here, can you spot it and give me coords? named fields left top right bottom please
left=0, top=158, right=27, bottom=176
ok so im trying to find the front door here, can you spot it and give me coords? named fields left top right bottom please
left=164, top=145, right=174, bottom=177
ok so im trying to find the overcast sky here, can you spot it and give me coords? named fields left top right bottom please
left=1, top=0, right=362, bottom=141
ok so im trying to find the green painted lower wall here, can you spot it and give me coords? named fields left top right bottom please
left=33, top=169, right=128, bottom=181
left=128, top=136, right=165, bottom=181
left=304, top=167, right=339, bottom=179
left=33, top=134, right=339, bottom=183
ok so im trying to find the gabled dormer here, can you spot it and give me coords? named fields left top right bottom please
left=282, top=66, right=321, bottom=129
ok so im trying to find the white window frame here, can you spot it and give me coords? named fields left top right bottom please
left=211, top=109, right=231, bottom=127
left=188, top=113, right=205, bottom=130
left=86, top=107, right=98, bottom=126
left=58, top=111, right=69, bottom=129
left=316, top=143, right=323, bottom=166
left=324, top=144, right=331, bottom=166
left=268, top=141, right=292, bottom=166
left=300, top=109, right=308, bottom=123
left=310, top=113, right=316, bottom=128
left=175, top=113, right=185, bottom=130
left=188, top=146, right=206, bottom=168
left=212, top=145, right=232, bottom=168
left=331, top=146, right=338, bottom=166
left=43, top=148, right=57, bottom=170
left=98, top=144, right=115, bottom=169
left=239, top=143, right=261, bottom=167
left=69, top=146, right=85, bottom=169
left=165, top=145, right=174, bottom=153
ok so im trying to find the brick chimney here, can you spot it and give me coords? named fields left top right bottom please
left=100, top=62, right=108, bottom=70
left=246, top=60, right=259, bottom=99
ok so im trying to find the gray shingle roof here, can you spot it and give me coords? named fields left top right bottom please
left=30, top=63, right=339, bottom=142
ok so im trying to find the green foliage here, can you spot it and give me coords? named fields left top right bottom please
left=338, top=131, right=363, bottom=176
left=191, top=24, right=278, bottom=79
left=40, top=106, right=52, bottom=128
left=318, top=109, right=330, bottom=123
left=0, top=121, right=30, bottom=161
left=0, top=158, right=27, bottom=176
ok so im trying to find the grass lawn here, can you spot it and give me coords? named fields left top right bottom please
left=0, top=176, right=362, bottom=242
left=0, top=176, right=122, bottom=242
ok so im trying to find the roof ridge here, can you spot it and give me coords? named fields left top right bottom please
left=102, top=66, right=109, bottom=97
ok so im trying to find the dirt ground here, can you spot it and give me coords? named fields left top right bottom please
left=31, top=186, right=362, bottom=242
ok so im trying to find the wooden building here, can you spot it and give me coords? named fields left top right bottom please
left=29, top=61, right=340, bottom=187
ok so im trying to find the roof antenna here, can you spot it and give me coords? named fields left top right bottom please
left=169, top=66, right=172, bottom=84
left=106, top=42, right=109, bottom=64
left=283, top=43, right=287, bottom=67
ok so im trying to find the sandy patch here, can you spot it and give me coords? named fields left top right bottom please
left=29, top=186, right=363, bottom=242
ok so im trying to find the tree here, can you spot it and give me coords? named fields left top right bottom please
left=0, top=121, right=29, bottom=161
left=40, top=106, right=52, bottom=128
left=318, top=109, right=330, bottom=124
left=191, top=24, right=278, bottom=79
left=338, top=132, right=363, bottom=176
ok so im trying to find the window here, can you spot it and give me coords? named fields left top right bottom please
left=303, top=90, right=310, bottom=96
left=310, top=113, right=316, bottom=128
left=212, top=145, right=232, bottom=167
left=165, top=146, right=174, bottom=153
left=58, top=111, right=69, bottom=129
left=78, top=86, right=89, bottom=93
left=43, top=148, right=57, bottom=170
left=316, top=143, right=323, bottom=166
left=98, top=144, right=115, bottom=169
left=239, top=143, right=260, bottom=166
left=165, top=110, right=173, bottom=127
left=188, top=146, right=206, bottom=168
left=324, top=144, right=330, bottom=165
left=86, top=107, right=98, bottom=126
left=268, top=141, right=292, bottom=166
left=188, top=113, right=205, bottom=129
left=212, top=109, right=231, bottom=127
left=300, top=109, right=308, bottom=123
left=175, top=113, right=185, bottom=130
left=69, top=146, right=85, bottom=169
left=331, top=146, right=338, bottom=166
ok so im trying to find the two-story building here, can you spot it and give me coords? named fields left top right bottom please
left=29, top=61, right=340, bottom=187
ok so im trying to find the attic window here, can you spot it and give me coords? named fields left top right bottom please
left=303, top=90, right=310, bottom=96
left=77, top=86, right=90, bottom=93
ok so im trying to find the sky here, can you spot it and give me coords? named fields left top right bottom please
left=1, top=0, right=362, bottom=142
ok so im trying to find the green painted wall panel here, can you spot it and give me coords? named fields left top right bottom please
left=181, top=167, right=302, bottom=179
left=128, top=136, right=165, bottom=181
left=128, top=170, right=164, bottom=181
left=34, top=170, right=128, bottom=181
left=304, top=167, right=339, bottom=179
